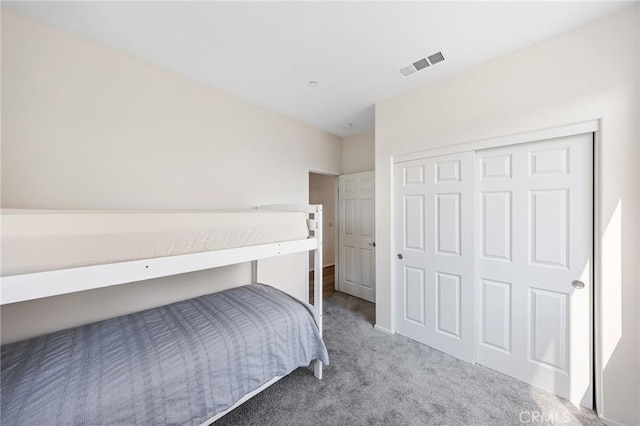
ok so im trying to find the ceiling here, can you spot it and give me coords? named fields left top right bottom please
left=5, top=1, right=634, bottom=137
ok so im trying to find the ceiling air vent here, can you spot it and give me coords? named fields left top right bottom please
left=428, top=51, right=445, bottom=65
left=399, top=64, right=417, bottom=77
left=397, top=51, right=446, bottom=78
left=412, top=58, right=430, bottom=71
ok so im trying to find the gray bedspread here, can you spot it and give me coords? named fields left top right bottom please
left=1, top=283, right=329, bottom=425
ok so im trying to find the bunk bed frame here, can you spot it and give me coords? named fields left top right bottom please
left=0, top=204, right=324, bottom=424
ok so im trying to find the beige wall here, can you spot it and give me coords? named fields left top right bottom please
left=375, top=6, right=639, bottom=425
left=1, top=10, right=342, bottom=342
left=342, top=129, right=375, bottom=174
left=309, top=173, right=336, bottom=270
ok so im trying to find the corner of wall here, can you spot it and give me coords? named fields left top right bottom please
left=342, top=129, right=375, bottom=174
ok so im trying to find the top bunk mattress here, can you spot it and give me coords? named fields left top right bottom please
left=1, top=209, right=309, bottom=276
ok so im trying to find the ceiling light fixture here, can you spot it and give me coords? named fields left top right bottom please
left=308, top=81, right=319, bottom=87
left=341, top=123, right=352, bottom=129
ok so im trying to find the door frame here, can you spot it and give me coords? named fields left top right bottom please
left=390, top=119, right=602, bottom=414
left=308, top=170, right=340, bottom=295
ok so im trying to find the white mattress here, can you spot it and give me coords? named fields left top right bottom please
left=1, top=209, right=309, bottom=276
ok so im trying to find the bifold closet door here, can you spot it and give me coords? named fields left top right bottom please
left=394, top=153, right=475, bottom=363
left=476, top=134, right=592, bottom=407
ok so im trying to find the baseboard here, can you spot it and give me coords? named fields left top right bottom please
left=374, top=324, right=395, bottom=335
left=309, top=263, right=335, bottom=272
left=599, top=415, right=628, bottom=426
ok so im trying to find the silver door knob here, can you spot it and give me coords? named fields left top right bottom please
left=397, top=253, right=403, bottom=259
left=572, top=280, right=585, bottom=289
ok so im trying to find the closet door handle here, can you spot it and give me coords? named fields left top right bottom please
left=397, top=253, right=403, bottom=260
left=367, top=242, right=376, bottom=247
left=572, top=280, right=585, bottom=289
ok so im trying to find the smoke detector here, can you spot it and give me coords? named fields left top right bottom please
left=397, top=51, right=447, bottom=78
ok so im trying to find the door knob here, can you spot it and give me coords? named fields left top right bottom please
left=368, top=242, right=376, bottom=247
left=571, top=280, right=585, bottom=289
left=397, top=253, right=403, bottom=259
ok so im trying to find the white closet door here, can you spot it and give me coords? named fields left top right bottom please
left=394, top=153, right=475, bottom=362
left=476, top=134, right=592, bottom=407
left=338, top=171, right=376, bottom=302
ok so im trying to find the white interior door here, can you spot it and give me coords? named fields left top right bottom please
left=476, top=134, right=593, bottom=407
left=338, top=171, right=375, bottom=302
left=394, top=153, right=476, bottom=362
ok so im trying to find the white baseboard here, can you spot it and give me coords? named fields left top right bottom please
left=374, top=324, right=395, bottom=335
left=599, top=415, right=628, bottom=426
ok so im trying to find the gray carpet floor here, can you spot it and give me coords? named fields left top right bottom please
left=214, top=292, right=601, bottom=426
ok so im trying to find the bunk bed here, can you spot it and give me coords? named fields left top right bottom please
left=0, top=205, right=328, bottom=425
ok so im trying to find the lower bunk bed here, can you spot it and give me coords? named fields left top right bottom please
left=0, top=204, right=328, bottom=425
left=1, top=283, right=329, bottom=425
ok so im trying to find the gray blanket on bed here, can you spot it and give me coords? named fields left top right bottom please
left=1, top=284, right=329, bottom=425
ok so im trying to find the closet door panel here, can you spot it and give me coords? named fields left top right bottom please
left=476, top=134, right=593, bottom=408
left=395, top=153, right=475, bottom=363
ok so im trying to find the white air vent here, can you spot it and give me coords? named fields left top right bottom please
left=399, top=65, right=417, bottom=77
left=396, top=51, right=446, bottom=78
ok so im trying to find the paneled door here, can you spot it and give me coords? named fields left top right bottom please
left=394, top=153, right=476, bottom=362
left=338, top=171, right=375, bottom=302
left=476, top=134, right=593, bottom=407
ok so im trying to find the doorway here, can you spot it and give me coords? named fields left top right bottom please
left=309, top=172, right=337, bottom=303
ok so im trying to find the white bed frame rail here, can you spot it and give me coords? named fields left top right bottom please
left=1, top=239, right=316, bottom=305
left=1, top=205, right=323, bottom=313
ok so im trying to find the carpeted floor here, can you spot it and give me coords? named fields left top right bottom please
left=214, top=292, right=601, bottom=426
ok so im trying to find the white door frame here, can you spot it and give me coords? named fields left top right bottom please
left=390, top=119, right=603, bottom=415
left=308, top=169, right=340, bottom=296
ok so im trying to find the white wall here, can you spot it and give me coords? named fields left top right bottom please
left=0, top=10, right=342, bottom=343
left=375, top=6, right=639, bottom=426
left=342, top=129, right=375, bottom=174
left=309, top=172, right=336, bottom=269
